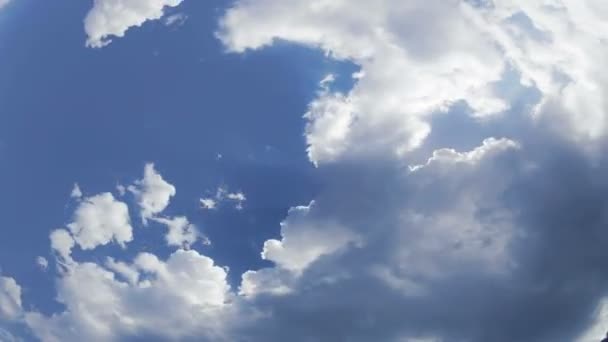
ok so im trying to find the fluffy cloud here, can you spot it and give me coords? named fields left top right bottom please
left=50, top=192, right=132, bottom=266
left=50, top=228, right=76, bottom=263
left=219, top=0, right=608, bottom=165
left=84, top=0, right=184, bottom=48
left=129, top=163, right=176, bottom=222
left=0, top=0, right=10, bottom=10
left=20, top=165, right=237, bottom=341
left=67, top=192, right=132, bottom=250
left=152, top=216, right=202, bottom=248
left=26, top=250, right=233, bottom=341
left=0, top=277, right=22, bottom=321
left=261, top=201, right=360, bottom=273
left=219, top=0, right=508, bottom=165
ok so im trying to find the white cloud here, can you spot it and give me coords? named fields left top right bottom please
left=70, top=183, right=82, bottom=199
left=219, top=0, right=508, bottom=165
left=67, top=192, right=133, bottom=250
left=129, top=163, right=176, bottom=223
left=50, top=229, right=75, bottom=263
left=116, top=184, right=126, bottom=196
left=0, top=277, right=22, bottom=321
left=26, top=250, right=233, bottom=341
left=577, top=297, right=608, bottom=341
left=226, top=192, right=246, bottom=210
left=239, top=268, right=295, bottom=297
left=163, top=13, right=187, bottom=27
left=200, top=186, right=247, bottom=211
left=261, top=201, right=360, bottom=273
left=219, top=0, right=608, bottom=165
left=50, top=192, right=132, bottom=266
left=36, top=257, right=49, bottom=271
left=84, top=0, right=184, bottom=48
left=24, top=168, right=236, bottom=341
left=152, top=216, right=201, bottom=248
left=200, top=198, right=217, bottom=210
left=409, top=137, right=520, bottom=171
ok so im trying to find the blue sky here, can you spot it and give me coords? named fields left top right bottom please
left=0, top=0, right=355, bottom=318
left=2, top=0, right=608, bottom=341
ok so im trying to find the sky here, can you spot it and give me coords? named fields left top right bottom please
left=1, top=0, right=608, bottom=341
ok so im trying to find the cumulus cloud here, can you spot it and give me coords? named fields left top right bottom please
left=19, top=164, right=238, bottom=341
left=26, top=250, right=233, bottom=341
left=84, top=0, right=184, bottom=48
left=152, top=216, right=203, bottom=248
left=49, top=192, right=132, bottom=266
left=218, top=0, right=608, bottom=165
left=219, top=0, right=508, bottom=165
left=129, top=163, right=176, bottom=223
left=67, top=192, right=133, bottom=250
left=261, top=201, right=360, bottom=273
left=50, top=229, right=75, bottom=263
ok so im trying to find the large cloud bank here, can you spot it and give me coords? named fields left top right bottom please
left=3, top=0, right=608, bottom=341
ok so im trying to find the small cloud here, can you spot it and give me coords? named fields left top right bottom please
left=70, top=183, right=82, bottom=199
left=36, top=257, right=49, bottom=271
left=152, top=216, right=200, bottom=249
left=200, top=198, right=217, bottom=210
left=200, top=186, right=247, bottom=211
left=226, top=192, right=246, bottom=210
left=116, top=184, right=126, bottom=197
left=164, top=13, right=188, bottom=27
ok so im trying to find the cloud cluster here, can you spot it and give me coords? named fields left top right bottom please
left=20, top=165, right=231, bottom=341
left=25, top=250, right=232, bottom=341
left=84, top=0, right=184, bottom=47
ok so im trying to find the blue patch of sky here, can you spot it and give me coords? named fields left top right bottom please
left=0, top=0, right=358, bottom=315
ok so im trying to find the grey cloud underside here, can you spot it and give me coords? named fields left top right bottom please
left=229, top=128, right=608, bottom=342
